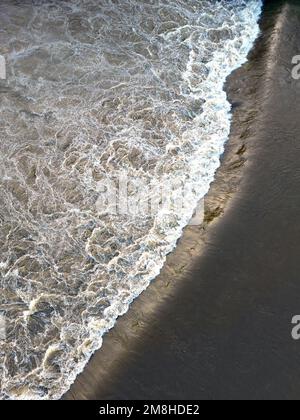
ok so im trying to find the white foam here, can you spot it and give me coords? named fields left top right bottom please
left=0, top=0, right=263, bottom=400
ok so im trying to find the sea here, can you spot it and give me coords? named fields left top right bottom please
left=0, top=0, right=262, bottom=399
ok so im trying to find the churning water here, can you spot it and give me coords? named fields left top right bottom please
left=0, top=0, right=262, bottom=399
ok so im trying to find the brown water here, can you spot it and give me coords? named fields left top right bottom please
left=0, top=0, right=262, bottom=399
left=64, top=0, right=300, bottom=400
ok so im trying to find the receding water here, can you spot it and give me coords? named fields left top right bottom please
left=0, top=0, right=262, bottom=399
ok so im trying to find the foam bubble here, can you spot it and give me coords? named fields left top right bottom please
left=0, top=0, right=262, bottom=399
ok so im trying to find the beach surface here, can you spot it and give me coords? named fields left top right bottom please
left=63, top=0, right=300, bottom=400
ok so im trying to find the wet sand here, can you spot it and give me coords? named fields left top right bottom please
left=64, top=0, right=300, bottom=400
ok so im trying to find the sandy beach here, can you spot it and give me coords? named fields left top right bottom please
left=64, top=0, right=300, bottom=400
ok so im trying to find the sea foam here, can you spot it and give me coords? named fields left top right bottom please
left=0, top=0, right=262, bottom=399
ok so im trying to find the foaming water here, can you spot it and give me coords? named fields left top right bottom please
left=0, top=0, right=262, bottom=399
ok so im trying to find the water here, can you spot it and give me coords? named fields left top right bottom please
left=0, top=0, right=262, bottom=399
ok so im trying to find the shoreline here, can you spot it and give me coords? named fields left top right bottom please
left=64, top=0, right=300, bottom=400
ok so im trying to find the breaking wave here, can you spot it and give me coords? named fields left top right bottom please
left=0, top=0, right=262, bottom=399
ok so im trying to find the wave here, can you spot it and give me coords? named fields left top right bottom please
left=0, top=0, right=262, bottom=399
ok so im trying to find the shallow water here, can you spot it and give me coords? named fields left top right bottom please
left=0, top=0, right=262, bottom=399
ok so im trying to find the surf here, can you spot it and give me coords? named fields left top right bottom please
left=0, top=0, right=262, bottom=399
